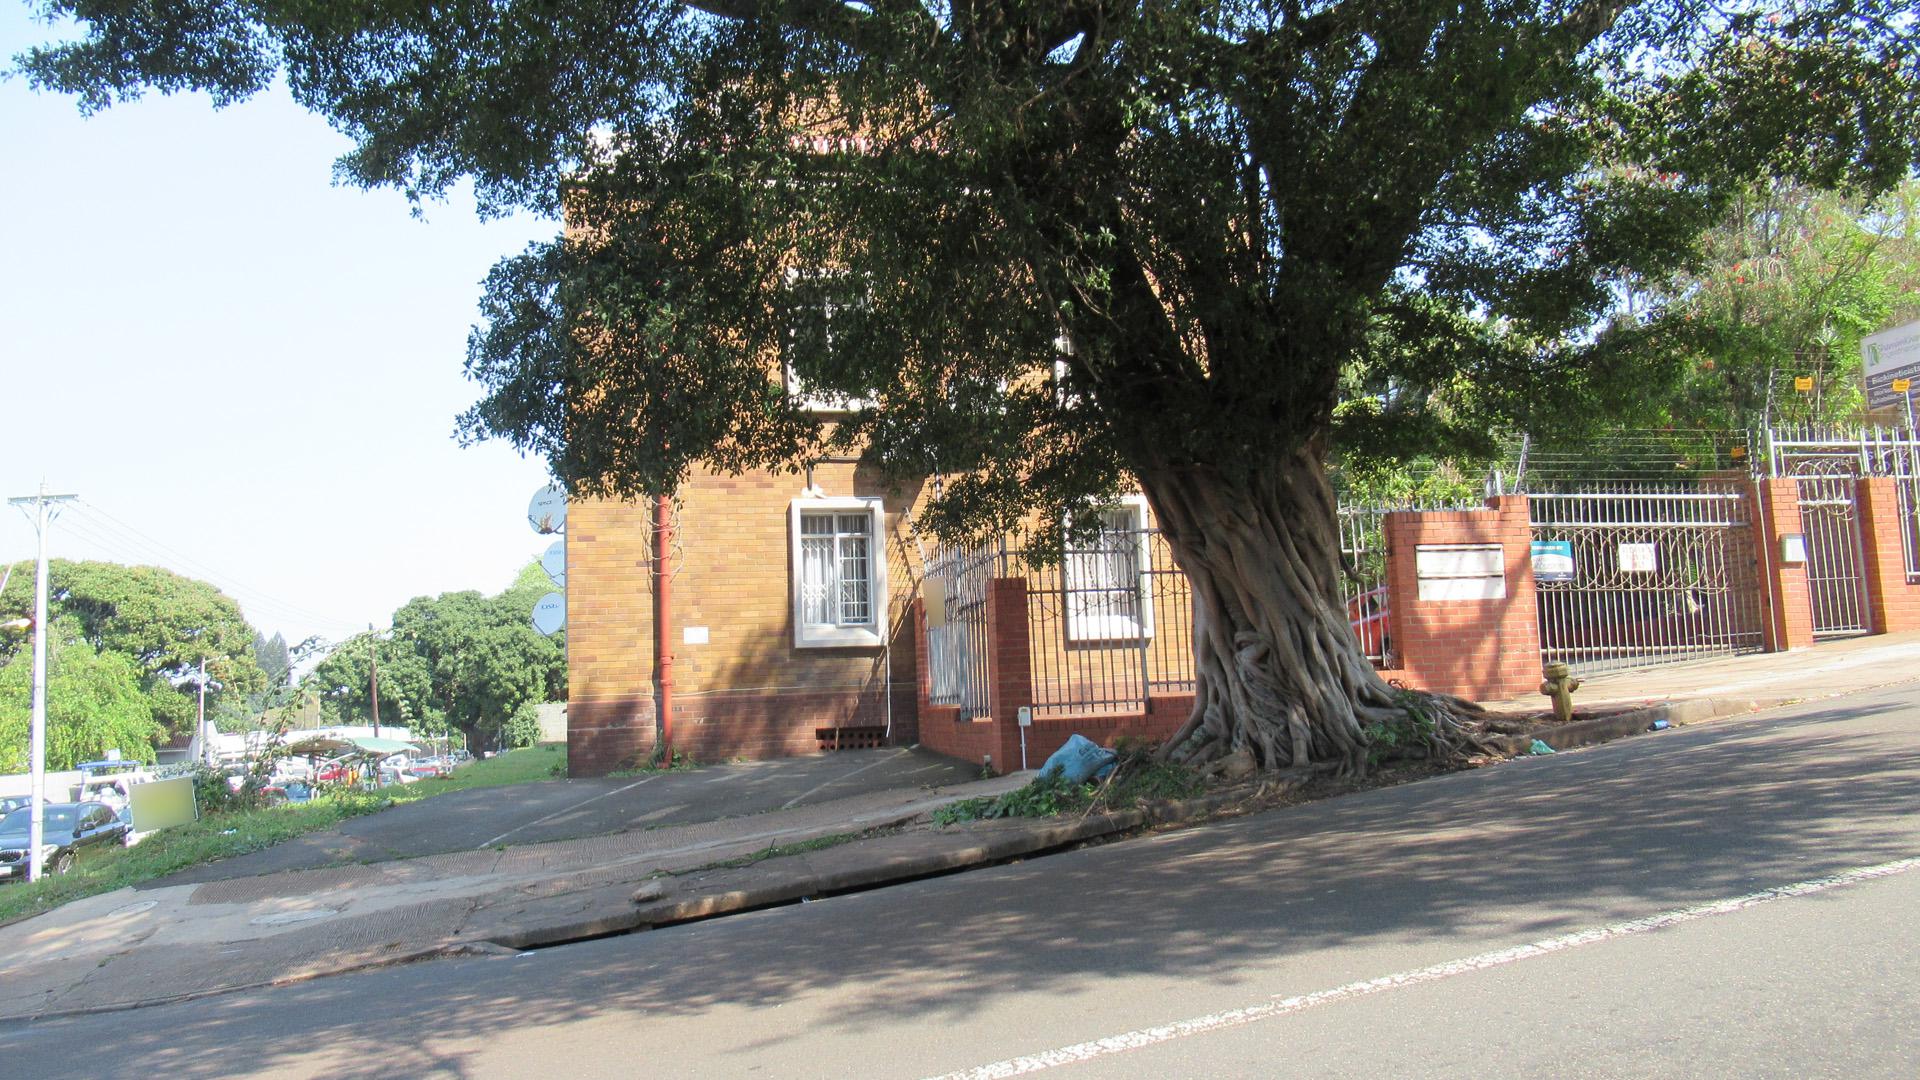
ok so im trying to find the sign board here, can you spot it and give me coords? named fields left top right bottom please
left=682, top=625, right=709, bottom=645
left=1415, top=544, right=1506, bottom=601
left=1793, top=376, right=1814, bottom=392
left=1895, top=379, right=1913, bottom=394
left=1618, top=542, right=1658, bottom=573
left=1863, top=319, right=1920, bottom=410
left=1530, top=540, right=1575, bottom=583
left=531, top=591, right=566, bottom=636
left=527, top=484, right=568, bottom=535
left=129, top=776, right=197, bottom=833
left=922, top=578, right=948, bottom=629
left=541, top=538, right=566, bottom=587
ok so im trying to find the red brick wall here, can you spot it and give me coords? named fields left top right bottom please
left=1858, top=477, right=1920, bottom=633
left=1752, top=477, right=1816, bottom=651
left=567, top=461, right=924, bottom=777
left=1381, top=496, right=1541, bottom=699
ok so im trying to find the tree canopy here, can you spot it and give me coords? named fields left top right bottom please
left=301, top=563, right=565, bottom=749
left=0, top=559, right=266, bottom=740
left=1622, top=178, right=1920, bottom=430
left=23, top=2, right=1917, bottom=772
left=0, top=634, right=164, bottom=771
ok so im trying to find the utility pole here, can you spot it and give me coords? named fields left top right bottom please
left=368, top=623, right=380, bottom=738
left=9, top=485, right=77, bottom=884
left=198, top=655, right=210, bottom=766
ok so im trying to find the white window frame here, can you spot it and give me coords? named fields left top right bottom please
left=782, top=268, right=875, bottom=412
left=1064, top=495, right=1154, bottom=642
left=790, top=496, right=889, bottom=648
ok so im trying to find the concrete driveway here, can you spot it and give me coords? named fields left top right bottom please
left=142, top=747, right=977, bottom=887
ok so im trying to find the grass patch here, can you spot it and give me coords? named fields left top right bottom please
left=933, top=750, right=1206, bottom=827
left=700, top=831, right=868, bottom=870
left=0, top=743, right=571, bottom=925
left=608, top=748, right=701, bottom=777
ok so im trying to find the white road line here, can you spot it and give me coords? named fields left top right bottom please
left=927, top=856, right=1920, bottom=1080
left=476, top=776, right=657, bottom=849
left=781, top=749, right=909, bottom=809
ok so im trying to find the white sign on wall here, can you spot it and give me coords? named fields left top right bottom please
left=1618, top=543, right=1658, bottom=573
left=1415, top=544, right=1507, bottom=601
left=1863, top=319, right=1920, bottom=410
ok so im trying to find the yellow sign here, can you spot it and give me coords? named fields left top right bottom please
left=130, top=776, right=198, bottom=833
left=1894, top=378, right=1912, bottom=393
left=922, top=578, right=948, bottom=629
left=1793, top=376, right=1814, bottom=392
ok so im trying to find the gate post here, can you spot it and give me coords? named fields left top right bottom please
left=985, top=578, right=1033, bottom=768
left=1380, top=496, right=1541, bottom=699
left=1856, top=477, right=1920, bottom=633
left=1752, top=478, right=1816, bottom=651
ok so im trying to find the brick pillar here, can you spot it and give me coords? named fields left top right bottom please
left=985, top=577, right=1033, bottom=772
left=1381, top=496, right=1542, bottom=700
left=1857, top=477, right=1920, bottom=633
left=1753, top=477, right=1816, bottom=651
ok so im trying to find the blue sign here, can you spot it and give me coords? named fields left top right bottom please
left=1531, top=540, right=1574, bottom=583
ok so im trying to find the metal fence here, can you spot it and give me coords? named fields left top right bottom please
left=1767, top=425, right=1920, bottom=585
left=1337, top=504, right=1394, bottom=667
left=923, top=543, right=1000, bottom=719
left=1528, top=481, right=1765, bottom=674
left=1021, top=528, right=1195, bottom=717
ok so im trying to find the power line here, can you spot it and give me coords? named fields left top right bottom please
left=47, top=501, right=365, bottom=635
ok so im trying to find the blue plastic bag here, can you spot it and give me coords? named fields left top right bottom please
left=1039, top=734, right=1118, bottom=782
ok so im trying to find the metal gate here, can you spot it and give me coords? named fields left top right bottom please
left=1792, top=471, right=1869, bottom=636
left=1529, top=483, right=1765, bottom=674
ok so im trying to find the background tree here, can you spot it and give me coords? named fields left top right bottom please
left=301, top=563, right=565, bottom=748
left=1622, top=179, right=1920, bottom=430
left=0, top=633, right=164, bottom=771
left=0, top=560, right=265, bottom=740
left=25, top=3, right=1916, bottom=773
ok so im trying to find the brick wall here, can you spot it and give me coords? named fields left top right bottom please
left=1752, top=477, right=1816, bottom=651
left=567, top=461, right=924, bottom=776
left=1858, top=477, right=1920, bottom=633
left=1381, top=496, right=1542, bottom=699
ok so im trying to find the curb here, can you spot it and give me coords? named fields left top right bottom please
left=1485, top=695, right=1783, bottom=756
left=478, top=808, right=1156, bottom=950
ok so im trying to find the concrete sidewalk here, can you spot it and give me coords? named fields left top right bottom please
left=4, top=631, right=1918, bottom=1023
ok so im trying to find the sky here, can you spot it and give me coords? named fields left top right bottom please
left=0, top=8, right=565, bottom=653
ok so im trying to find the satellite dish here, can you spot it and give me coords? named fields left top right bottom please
left=541, top=538, right=566, bottom=587
left=531, top=592, right=566, bottom=636
left=528, top=484, right=568, bottom=535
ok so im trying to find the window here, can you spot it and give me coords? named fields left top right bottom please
left=790, top=497, right=888, bottom=648
left=1064, top=496, right=1154, bottom=641
left=783, top=269, right=872, bottom=412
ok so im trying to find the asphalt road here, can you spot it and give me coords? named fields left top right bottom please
left=144, top=747, right=978, bottom=886
left=12, top=683, right=1920, bottom=1077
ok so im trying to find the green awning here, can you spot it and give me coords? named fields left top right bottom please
left=350, top=737, right=420, bottom=755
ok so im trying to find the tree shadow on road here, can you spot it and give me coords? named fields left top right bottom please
left=9, top=697, right=1918, bottom=1078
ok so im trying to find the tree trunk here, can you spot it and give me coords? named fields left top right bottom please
left=1139, top=445, right=1484, bottom=775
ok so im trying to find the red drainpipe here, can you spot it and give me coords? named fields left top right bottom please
left=653, top=492, right=674, bottom=764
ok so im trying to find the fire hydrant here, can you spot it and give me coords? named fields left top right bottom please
left=1540, top=662, right=1581, bottom=724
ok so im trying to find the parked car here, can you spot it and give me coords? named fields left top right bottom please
left=0, top=795, right=35, bottom=817
left=407, top=758, right=450, bottom=779
left=0, top=801, right=130, bottom=880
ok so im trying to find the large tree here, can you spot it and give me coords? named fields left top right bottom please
left=23, top=3, right=1917, bottom=773
left=301, top=564, right=564, bottom=748
left=1624, top=178, right=1920, bottom=430
left=0, top=634, right=164, bottom=771
left=0, top=560, right=266, bottom=739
